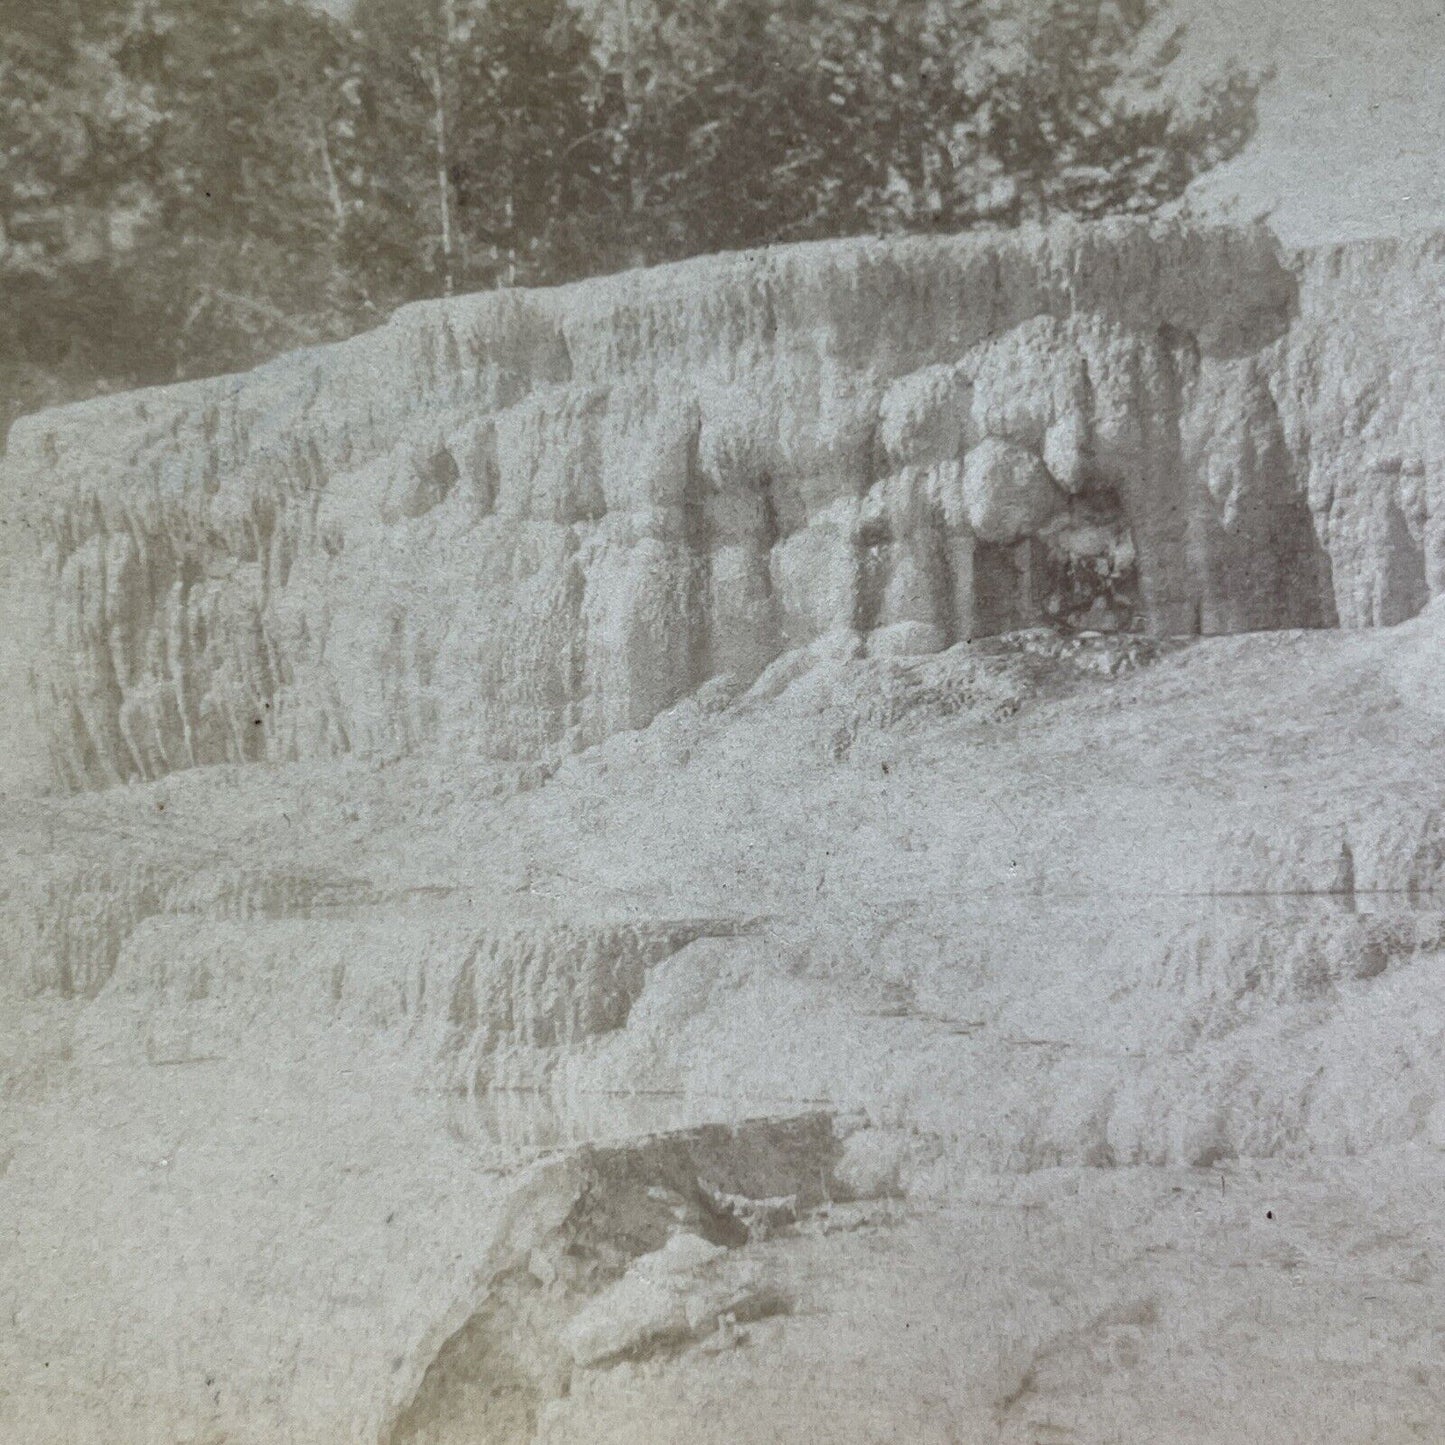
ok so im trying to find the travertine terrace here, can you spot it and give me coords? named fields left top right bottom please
left=3, top=220, right=1444, bottom=1445
left=4, top=221, right=1442, bottom=795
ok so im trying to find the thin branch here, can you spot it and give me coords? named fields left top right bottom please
left=316, top=120, right=346, bottom=232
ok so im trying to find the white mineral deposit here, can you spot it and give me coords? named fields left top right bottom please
left=3, top=2, right=1445, bottom=1442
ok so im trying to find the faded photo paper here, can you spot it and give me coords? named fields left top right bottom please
left=2, top=1, right=1444, bottom=1441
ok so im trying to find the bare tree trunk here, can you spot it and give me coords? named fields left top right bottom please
left=431, top=0, right=459, bottom=296
left=430, top=57, right=454, bottom=297
left=619, top=0, right=647, bottom=266
left=504, top=184, right=517, bottom=287
left=316, top=122, right=346, bottom=235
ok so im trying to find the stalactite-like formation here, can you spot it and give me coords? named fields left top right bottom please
left=3, top=219, right=1441, bottom=794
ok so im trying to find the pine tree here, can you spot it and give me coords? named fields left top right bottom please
left=451, top=0, right=600, bottom=287
left=0, top=0, right=164, bottom=425
left=126, top=0, right=368, bottom=379
left=2, top=0, right=1261, bottom=437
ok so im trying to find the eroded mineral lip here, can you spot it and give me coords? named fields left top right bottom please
left=378, top=1111, right=845, bottom=1445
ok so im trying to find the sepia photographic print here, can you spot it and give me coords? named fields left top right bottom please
left=2, top=0, right=1444, bottom=1440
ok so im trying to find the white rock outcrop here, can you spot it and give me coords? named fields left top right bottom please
left=2, top=219, right=1443, bottom=793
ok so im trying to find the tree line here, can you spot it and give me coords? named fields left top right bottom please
left=1, top=0, right=1257, bottom=433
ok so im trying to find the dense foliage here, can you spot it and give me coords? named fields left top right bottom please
left=0, top=0, right=1257, bottom=432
